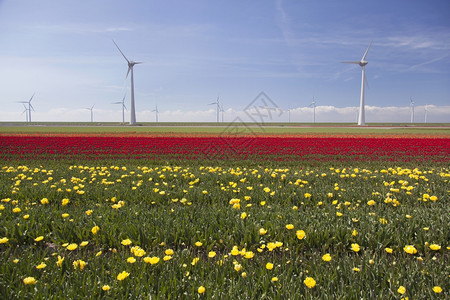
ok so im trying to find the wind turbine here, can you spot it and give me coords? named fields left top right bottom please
left=342, top=41, right=372, bottom=126
left=112, top=93, right=127, bottom=124
left=309, top=97, right=317, bottom=123
left=424, top=104, right=429, bottom=123
left=152, top=104, right=159, bottom=123
left=113, top=40, right=142, bottom=125
left=410, top=97, right=415, bottom=124
left=86, top=105, right=94, bottom=123
left=209, top=96, right=220, bottom=123
left=18, top=93, right=35, bottom=123
left=287, top=105, right=291, bottom=123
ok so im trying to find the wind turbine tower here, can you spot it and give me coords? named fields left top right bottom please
left=410, top=98, right=415, bottom=124
left=113, top=40, right=142, bottom=125
left=209, top=96, right=220, bottom=123
left=21, top=104, right=29, bottom=122
left=219, top=103, right=225, bottom=122
left=86, top=105, right=95, bottom=123
left=309, top=97, right=317, bottom=123
left=112, top=94, right=127, bottom=124
left=152, top=104, right=159, bottom=123
left=342, top=41, right=372, bottom=126
left=287, top=105, right=291, bottom=123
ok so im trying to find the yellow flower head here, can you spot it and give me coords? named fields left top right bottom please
left=102, top=285, right=111, bottom=291
left=23, top=277, right=37, bottom=285
left=127, top=257, right=136, bottom=264
left=429, top=244, right=441, bottom=251
left=116, top=271, right=130, bottom=281
left=304, top=277, right=316, bottom=288
left=296, top=230, right=306, bottom=240
left=191, top=257, right=199, bottom=266
left=403, top=245, right=417, bottom=255
left=351, top=243, right=360, bottom=252
left=0, top=237, right=9, bottom=244
left=144, top=256, right=160, bottom=265
left=36, top=262, right=47, bottom=269
left=432, top=286, right=442, bottom=293
left=165, top=249, right=174, bottom=256
left=285, top=224, right=294, bottom=230
left=208, top=251, right=216, bottom=258
left=385, top=248, right=393, bottom=253
left=195, top=241, right=202, bottom=247
left=56, top=256, right=64, bottom=267
left=91, top=226, right=100, bottom=235
left=398, top=286, right=406, bottom=295
left=66, top=243, right=78, bottom=251
left=198, top=286, right=206, bottom=294
left=34, top=236, right=44, bottom=242
left=121, top=239, right=132, bottom=246
left=259, top=228, right=267, bottom=235
left=322, top=254, right=332, bottom=262
left=266, top=262, right=274, bottom=270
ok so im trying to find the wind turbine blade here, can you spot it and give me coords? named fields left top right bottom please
left=125, top=66, right=131, bottom=80
left=208, top=102, right=216, bottom=105
left=112, top=102, right=122, bottom=104
left=134, top=61, right=144, bottom=64
left=29, top=104, right=35, bottom=111
left=361, top=40, right=373, bottom=61
left=29, top=93, right=35, bottom=103
left=341, top=61, right=361, bottom=64
left=364, top=74, right=370, bottom=89
left=112, top=40, right=130, bottom=63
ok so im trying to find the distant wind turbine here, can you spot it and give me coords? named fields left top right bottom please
left=410, top=98, right=415, bottom=124
left=152, top=104, right=159, bottom=123
left=287, top=105, right=291, bottom=123
left=342, top=41, right=373, bottom=126
left=86, top=105, right=95, bottom=123
left=112, top=93, right=127, bottom=124
left=309, top=97, right=317, bottom=123
left=424, top=104, right=429, bottom=123
left=17, top=93, right=35, bottom=123
left=113, top=40, right=142, bottom=125
left=209, top=96, right=220, bottom=123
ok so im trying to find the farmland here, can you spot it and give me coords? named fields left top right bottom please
left=0, top=125, right=448, bottom=299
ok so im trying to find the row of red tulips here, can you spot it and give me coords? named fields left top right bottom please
left=0, top=135, right=449, bottom=162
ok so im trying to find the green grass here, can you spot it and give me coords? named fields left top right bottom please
left=1, top=122, right=449, bottom=135
left=0, top=161, right=448, bottom=299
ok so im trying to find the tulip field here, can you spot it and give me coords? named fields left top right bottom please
left=0, top=131, right=448, bottom=299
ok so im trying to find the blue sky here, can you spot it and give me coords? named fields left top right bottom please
left=0, top=0, right=449, bottom=123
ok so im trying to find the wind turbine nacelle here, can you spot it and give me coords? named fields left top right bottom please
left=359, top=61, right=368, bottom=67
